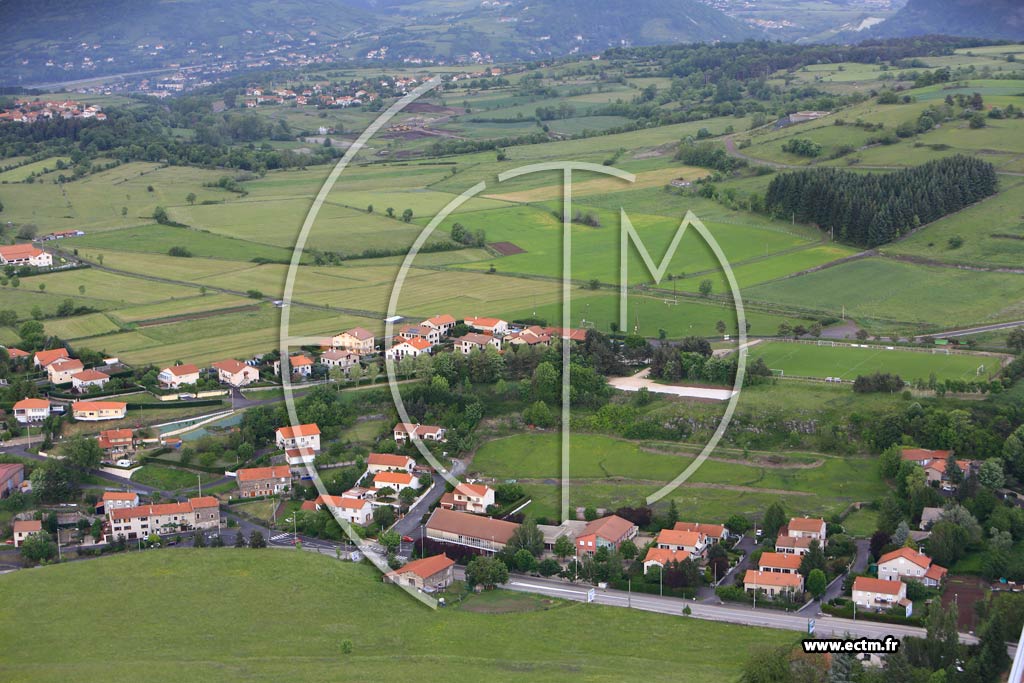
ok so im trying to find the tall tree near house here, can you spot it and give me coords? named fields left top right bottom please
left=762, top=501, right=786, bottom=538
left=553, top=534, right=574, bottom=560
left=798, top=540, right=826, bottom=578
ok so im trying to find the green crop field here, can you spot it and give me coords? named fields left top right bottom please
left=747, top=257, right=1024, bottom=334
left=0, top=551, right=793, bottom=682
left=471, top=433, right=886, bottom=522
left=66, top=223, right=301, bottom=262
left=0, top=156, right=70, bottom=182
left=750, top=340, right=998, bottom=382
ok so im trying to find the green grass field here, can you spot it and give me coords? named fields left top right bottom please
left=751, top=340, right=997, bottom=382
left=130, top=464, right=216, bottom=490
left=0, top=551, right=794, bottom=682
left=471, top=433, right=886, bottom=522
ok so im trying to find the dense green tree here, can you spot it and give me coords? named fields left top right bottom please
left=465, top=555, right=509, bottom=589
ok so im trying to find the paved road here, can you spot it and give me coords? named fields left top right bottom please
left=482, top=571, right=982, bottom=648
left=914, top=320, right=1024, bottom=340
left=393, top=459, right=467, bottom=539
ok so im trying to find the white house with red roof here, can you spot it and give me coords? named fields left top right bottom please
left=275, top=424, right=321, bottom=452
left=643, top=547, right=691, bottom=574
left=97, top=491, right=140, bottom=514
left=33, top=348, right=69, bottom=368
left=744, top=569, right=803, bottom=598
left=72, top=401, right=127, bottom=421
left=97, top=428, right=135, bottom=458
left=878, top=547, right=948, bottom=587
left=674, top=521, right=728, bottom=544
left=758, top=552, right=803, bottom=575
left=107, top=496, right=220, bottom=541
left=852, top=576, right=908, bottom=610
left=332, top=327, right=375, bottom=354
left=656, top=528, right=709, bottom=558
left=13, top=520, right=43, bottom=547
left=464, top=316, right=508, bottom=336
left=300, top=494, right=374, bottom=525
left=319, top=349, right=360, bottom=373
left=0, top=244, right=52, bottom=267
left=398, top=324, right=441, bottom=346
left=386, top=337, right=432, bottom=360
left=373, top=470, right=421, bottom=494
left=393, top=423, right=446, bottom=442
left=158, top=364, right=200, bottom=389
left=439, top=482, right=494, bottom=514
left=366, top=453, right=416, bottom=474
left=13, top=398, right=49, bottom=423
left=776, top=517, right=827, bottom=552
left=421, top=314, right=456, bottom=336
left=47, top=357, right=84, bottom=384
left=385, top=554, right=455, bottom=591
left=72, top=368, right=110, bottom=392
left=286, top=354, right=315, bottom=377
left=454, top=333, right=501, bottom=355
left=211, top=359, right=259, bottom=387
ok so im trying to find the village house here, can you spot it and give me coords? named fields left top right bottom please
left=46, top=357, right=84, bottom=384
left=97, top=491, right=140, bottom=514
left=439, top=482, right=495, bottom=514
left=385, top=554, right=455, bottom=592
left=674, top=522, right=728, bottom=544
left=852, top=576, right=908, bottom=611
left=743, top=569, right=804, bottom=598
left=158, top=364, right=201, bottom=389
left=504, top=327, right=552, bottom=347
left=284, top=447, right=316, bottom=468
left=399, top=324, right=442, bottom=346
left=576, top=515, right=638, bottom=556
left=878, top=547, right=948, bottom=587
left=394, top=423, right=446, bottom=443
left=373, top=470, right=421, bottom=494
left=386, top=337, right=432, bottom=361
left=643, top=547, right=691, bottom=574
left=211, top=359, right=259, bottom=387
left=287, top=354, right=315, bottom=377
left=421, top=314, right=456, bottom=336
left=4, top=347, right=30, bottom=363
left=901, top=447, right=951, bottom=467
left=33, top=348, right=69, bottom=368
left=13, top=520, right=43, bottom=547
left=366, top=453, right=415, bottom=474
left=97, top=429, right=135, bottom=458
left=319, top=349, right=360, bottom=374
left=332, top=327, right=375, bottom=354
left=275, top=424, right=321, bottom=452
left=924, top=458, right=977, bottom=486
left=107, top=496, right=220, bottom=541
left=236, top=465, right=292, bottom=498
left=301, top=494, right=374, bottom=525
left=72, top=368, right=110, bottom=392
left=784, top=517, right=827, bottom=543
left=13, top=398, right=49, bottom=423
left=655, top=528, right=709, bottom=558
left=0, top=463, right=25, bottom=497
left=464, top=317, right=509, bottom=336
left=775, top=535, right=814, bottom=555
left=72, top=400, right=127, bottom=421
left=425, top=507, right=519, bottom=554
left=0, top=244, right=52, bottom=267
left=454, top=333, right=501, bottom=355
left=758, top=552, right=803, bottom=575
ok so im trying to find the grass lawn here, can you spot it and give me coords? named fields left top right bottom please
left=751, top=340, right=998, bottom=382
left=230, top=499, right=281, bottom=524
left=131, top=464, right=215, bottom=490
left=0, top=550, right=794, bottom=682
left=471, top=433, right=886, bottom=522
left=841, top=508, right=879, bottom=538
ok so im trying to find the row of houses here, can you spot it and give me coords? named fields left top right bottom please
left=158, top=359, right=260, bottom=389
left=741, top=517, right=828, bottom=599
left=901, top=447, right=978, bottom=489
left=14, top=397, right=128, bottom=423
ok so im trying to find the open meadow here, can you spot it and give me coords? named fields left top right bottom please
left=0, top=550, right=794, bottom=683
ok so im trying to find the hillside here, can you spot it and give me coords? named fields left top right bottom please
left=0, top=550, right=791, bottom=682
left=863, top=0, right=1024, bottom=40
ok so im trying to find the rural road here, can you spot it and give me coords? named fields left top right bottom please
left=608, top=368, right=737, bottom=401
left=914, top=320, right=1024, bottom=340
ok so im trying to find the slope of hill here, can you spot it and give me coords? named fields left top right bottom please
left=0, top=550, right=791, bottom=682
left=862, top=0, right=1024, bottom=40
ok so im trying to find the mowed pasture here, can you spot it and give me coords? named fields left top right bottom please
left=747, top=257, right=1024, bottom=334
left=0, top=551, right=793, bottom=683
left=66, top=223, right=300, bottom=262
left=751, top=340, right=998, bottom=382
left=471, top=433, right=886, bottom=522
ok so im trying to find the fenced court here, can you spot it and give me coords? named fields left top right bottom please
left=753, top=340, right=1000, bottom=383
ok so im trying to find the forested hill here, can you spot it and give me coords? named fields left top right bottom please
left=862, top=0, right=1024, bottom=41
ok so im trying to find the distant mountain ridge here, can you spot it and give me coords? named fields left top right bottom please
left=862, top=0, right=1024, bottom=41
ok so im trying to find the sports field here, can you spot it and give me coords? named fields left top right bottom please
left=0, top=550, right=793, bottom=683
left=751, top=340, right=997, bottom=382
